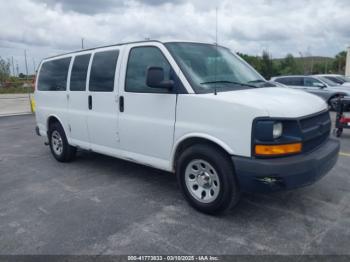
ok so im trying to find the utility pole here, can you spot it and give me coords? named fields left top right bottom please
left=11, top=56, right=15, bottom=76
left=16, top=61, right=19, bottom=76
left=24, top=50, right=29, bottom=79
left=7, top=58, right=11, bottom=76
left=24, top=49, right=31, bottom=112
left=81, top=38, right=84, bottom=49
left=32, top=58, right=36, bottom=74
left=299, top=51, right=306, bottom=74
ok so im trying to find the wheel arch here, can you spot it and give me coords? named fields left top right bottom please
left=328, top=92, right=346, bottom=102
left=46, top=115, right=70, bottom=141
left=171, top=134, right=234, bottom=171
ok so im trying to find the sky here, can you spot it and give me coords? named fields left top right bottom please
left=0, top=0, right=349, bottom=74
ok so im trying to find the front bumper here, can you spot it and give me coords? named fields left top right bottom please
left=232, top=138, right=340, bottom=193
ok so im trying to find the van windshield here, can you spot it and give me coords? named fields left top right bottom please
left=165, top=42, right=265, bottom=93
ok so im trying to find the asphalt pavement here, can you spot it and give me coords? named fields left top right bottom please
left=0, top=114, right=350, bottom=255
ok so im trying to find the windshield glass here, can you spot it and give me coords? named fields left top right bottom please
left=319, top=76, right=339, bottom=87
left=338, top=75, right=350, bottom=82
left=165, top=42, right=265, bottom=93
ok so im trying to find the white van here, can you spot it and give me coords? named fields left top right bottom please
left=35, top=41, right=340, bottom=214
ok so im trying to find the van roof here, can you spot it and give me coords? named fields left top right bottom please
left=43, top=40, right=220, bottom=60
left=45, top=40, right=163, bottom=60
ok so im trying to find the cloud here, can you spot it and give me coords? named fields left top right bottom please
left=33, top=0, right=122, bottom=14
left=0, top=0, right=349, bottom=73
left=33, top=0, right=186, bottom=14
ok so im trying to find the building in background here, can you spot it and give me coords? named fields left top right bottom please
left=346, top=46, right=350, bottom=76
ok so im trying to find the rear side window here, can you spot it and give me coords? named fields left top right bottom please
left=125, top=46, right=171, bottom=93
left=291, top=77, right=303, bottom=86
left=89, top=50, right=119, bottom=92
left=38, top=57, right=71, bottom=91
left=70, top=54, right=91, bottom=91
left=279, top=77, right=303, bottom=86
left=275, top=78, right=288, bottom=84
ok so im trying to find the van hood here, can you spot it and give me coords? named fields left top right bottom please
left=204, top=87, right=327, bottom=118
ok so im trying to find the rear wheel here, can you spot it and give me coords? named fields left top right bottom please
left=48, top=122, right=76, bottom=162
left=176, top=144, right=240, bottom=214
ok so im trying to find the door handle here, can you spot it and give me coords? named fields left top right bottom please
left=88, top=95, right=92, bottom=110
left=119, top=96, right=124, bottom=112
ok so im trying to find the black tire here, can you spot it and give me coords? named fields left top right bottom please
left=176, top=144, right=240, bottom=214
left=48, top=122, right=76, bottom=162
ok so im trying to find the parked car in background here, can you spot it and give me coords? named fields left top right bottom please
left=271, top=75, right=350, bottom=110
left=315, top=74, right=350, bottom=87
left=268, top=81, right=287, bottom=88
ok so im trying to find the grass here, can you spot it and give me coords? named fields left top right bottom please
left=0, top=86, right=34, bottom=94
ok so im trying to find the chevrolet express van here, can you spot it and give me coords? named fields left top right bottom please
left=35, top=41, right=340, bottom=214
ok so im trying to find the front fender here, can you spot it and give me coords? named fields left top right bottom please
left=170, top=133, right=235, bottom=169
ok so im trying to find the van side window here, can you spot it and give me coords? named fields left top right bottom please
left=89, top=50, right=119, bottom=92
left=125, top=47, right=171, bottom=93
left=38, top=57, right=71, bottom=91
left=70, top=54, right=91, bottom=91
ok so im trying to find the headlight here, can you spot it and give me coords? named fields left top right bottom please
left=253, top=119, right=301, bottom=157
left=273, top=122, right=283, bottom=139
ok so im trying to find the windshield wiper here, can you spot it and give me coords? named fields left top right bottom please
left=200, top=80, right=257, bottom=88
left=247, top=79, right=266, bottom=84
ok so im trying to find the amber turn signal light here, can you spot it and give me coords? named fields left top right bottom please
left=255, top=143, right=302, bottom=156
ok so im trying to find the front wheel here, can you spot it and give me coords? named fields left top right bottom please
left=176, top=144, right=240, bottom=214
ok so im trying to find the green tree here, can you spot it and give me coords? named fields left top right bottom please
left=237, top=52, right=262, bottom=73
left=260, top=51, right=276, bottom=79
left=332, top=51, right=347, bottom=74
left=279, top=54, right=303, bottom=75
left=312, top=62, right=328, bottom=74
left=0, top=57, right=11, bottom=84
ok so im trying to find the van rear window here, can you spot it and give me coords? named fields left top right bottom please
left=38, top=57, right=71, bottom=91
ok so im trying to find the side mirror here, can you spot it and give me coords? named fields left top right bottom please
left=146, top=67, right=174, bottom=89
